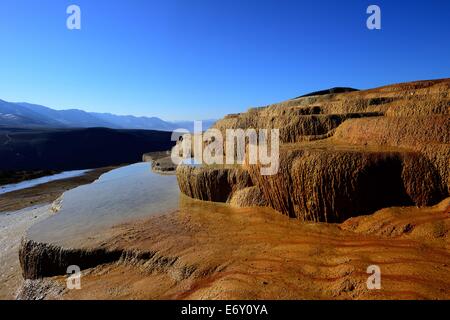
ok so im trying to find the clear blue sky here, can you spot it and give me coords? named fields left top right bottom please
left=0, top=0, right=449, bottom=121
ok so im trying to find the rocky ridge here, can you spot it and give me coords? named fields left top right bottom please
left=177, top=79, right=450, bottom=221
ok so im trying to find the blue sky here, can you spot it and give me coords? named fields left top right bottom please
left=0, top=0, right=449, bottom=121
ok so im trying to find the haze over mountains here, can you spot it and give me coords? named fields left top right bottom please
left=0, top=99, right=215, bottom=131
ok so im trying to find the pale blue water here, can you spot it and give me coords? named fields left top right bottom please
left=27, top=162, right=180, bottom=246
left=0, top=170, right=91, bottom=195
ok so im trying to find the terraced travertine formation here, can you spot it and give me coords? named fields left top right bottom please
left=177, top=79, right=450, bottom=222
left=18, top=196, right=450, bottom=300
left=16, top=79, right=450, bottom=300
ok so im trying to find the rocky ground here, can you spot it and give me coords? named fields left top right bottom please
left=0, top=170, right=59, bottom=186
left=18, top=196, right=449, bottom=300
left=143, top=151, right=177, bottom=174
left=13, top=78, right=450, bottom=300
left=179, top=78, right=450, bottom=221
left=0, top=167, right=119, bottom=299
left=0, top=167, right=119, bottom=213
left=0, top=205, right=53, bottom=299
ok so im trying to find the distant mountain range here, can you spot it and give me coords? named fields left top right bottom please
left=0, top=99, right=216, bottom=132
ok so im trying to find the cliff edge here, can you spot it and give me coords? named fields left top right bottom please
left=177, top=78, right=450, bottom=222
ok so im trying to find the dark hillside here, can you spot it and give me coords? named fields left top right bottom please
left=0, top=127, right=175, bottom=171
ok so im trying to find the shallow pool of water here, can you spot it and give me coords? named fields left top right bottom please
left=27, top=163, right=180, bottom=246
left=0, top=170, right=91, bottom=195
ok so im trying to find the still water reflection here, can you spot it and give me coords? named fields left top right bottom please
left=27, top=163, right=180, bottom=246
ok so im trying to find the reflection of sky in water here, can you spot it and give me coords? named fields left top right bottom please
left=181, top=158, right=202, bottom=167
left=27, top=163, right=180, bottom=247
left=0, top=170, right=90, bottom=195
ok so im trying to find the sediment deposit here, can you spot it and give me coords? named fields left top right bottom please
left=176, top=165, right=253, bottom=203
left=0, top=205, right=53, bottom=299
left=16, top=79, right=450, bottom=300
left=178, top=78, right=450, bottom=222
left=18, top=196, right=450, bottom=300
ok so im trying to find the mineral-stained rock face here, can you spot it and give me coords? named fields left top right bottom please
left=247, top=145, right=445, bottom=222
left=18, top=197, right=450, bottom=300
left=229, top=186, right=267, bottom=208
left=19, top=239, right=123, bottom=280
left=176, top=165, right=253, bottom=203
left=178, top=79, right=450, bottom=222
left=334, top=116, right=450, bottom=193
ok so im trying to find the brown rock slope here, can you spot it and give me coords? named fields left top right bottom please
left=19, top=196, right=450, bottom=300
left=229, top=186, right=268, bottom=208
left=177, top=78, right=450, bottom=222
left=176, top=165, right=253, bottom=203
